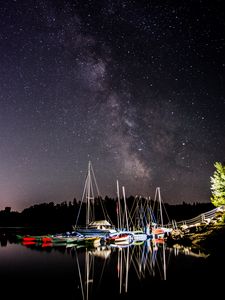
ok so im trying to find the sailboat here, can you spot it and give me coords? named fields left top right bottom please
left=151, top=187, right=173, bottom=239
left=118, top=182, right=148, bottom=242
left=106, top=183, right=134, bottom=245
left=73, top=161, right=117, bottom=238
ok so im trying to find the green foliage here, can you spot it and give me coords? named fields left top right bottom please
left=221, top=213, right=225, bottom=224
left=210, top=162, right=225, bottom=207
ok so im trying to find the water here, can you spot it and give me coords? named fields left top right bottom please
left=0, top=231, right=222, bottom=299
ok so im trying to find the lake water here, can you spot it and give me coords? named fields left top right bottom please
left=0, top=230, right=221, bottom=299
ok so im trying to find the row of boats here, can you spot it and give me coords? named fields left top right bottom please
left=16, top=221, right=172, bottom=248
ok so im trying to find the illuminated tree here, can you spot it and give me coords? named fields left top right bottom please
left=210, top=162, right=225, bottom=207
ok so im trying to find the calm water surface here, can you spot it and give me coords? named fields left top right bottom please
left=0, top=231, right=220, bottom=299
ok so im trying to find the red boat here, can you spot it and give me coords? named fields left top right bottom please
left=106, top=232, right=134, bottom=244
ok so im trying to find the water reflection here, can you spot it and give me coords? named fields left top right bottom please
left=0, top=235, right=7, bottom=247
left=172, top=243, right=210, bottom=258
left=0, top=232, right=211, bottom=299
left=73, top=246, right=112, bottom=300
left=70, top=239, right=170, bottom=299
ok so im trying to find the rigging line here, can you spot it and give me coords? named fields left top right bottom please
left=90, top=161, right=100, bottom=196
left=89, top=174, right=95, bottom=221
left=75, top=173, right=88, bottom=227
left=153, top=188, right=157, bottom=212
left=129, top=196, right=138, bottom=222
left=90, top=161, right=113, bottom=224
left=116, top=180, right=122, bottom=230
left=162, top=200, right=171, bottom=224
left=130, top=247, right=143, bottom=280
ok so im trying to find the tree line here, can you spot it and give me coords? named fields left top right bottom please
left=0, top=197, right=214, bottom=228
left=1, top=160, right=224, bottom=229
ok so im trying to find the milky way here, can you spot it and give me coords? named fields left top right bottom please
left=0, top=0, right=224, bottom=211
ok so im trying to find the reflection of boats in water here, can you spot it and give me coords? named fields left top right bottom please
left=112, top=238, right=169, bottom=296
left=172, top=244, right=210, bottom=258
left=131, top=238, right=168, bottom=281
left=117, top=244, right=130, bottom=294
left=73, top=245, right=112, bottom=300
left=71, top=240, right=169, bottom=299
left=89, top=246, right=111, bottom=259
left=12, top=227, right=213, bottom=298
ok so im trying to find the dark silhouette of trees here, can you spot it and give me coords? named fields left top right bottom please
left=0, top=207, right=21, bottom=226
left=0, top=197, right=215, bottom=228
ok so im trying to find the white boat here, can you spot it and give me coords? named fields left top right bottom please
left=76, top=220, right=117, bottom=237
left=131, top=230, right=148, bottom=241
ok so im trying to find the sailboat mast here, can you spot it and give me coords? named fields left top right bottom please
left=116, top=180, right=122, bottom=229
left=157, top=187, right=163, bottom=227
left=122, top=186, right=129, bottom=231
left=86, top=161, right=91, bottom=226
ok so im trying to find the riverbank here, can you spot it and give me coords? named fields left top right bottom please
left=190, top=224, right=225, bottom=254
left=168, top=223, right=225, bottom=256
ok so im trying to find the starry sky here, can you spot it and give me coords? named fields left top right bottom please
left=0, top=0, right=224, bottom=211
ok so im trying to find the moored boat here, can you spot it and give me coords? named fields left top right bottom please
left=73, top=161, right=117, bottom=238
left=131, top=230, right=148, bottom=241
left=106, top=231, right=134, bottom=245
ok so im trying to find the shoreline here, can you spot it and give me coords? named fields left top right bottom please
left=167, top=223, right=225, bottom=256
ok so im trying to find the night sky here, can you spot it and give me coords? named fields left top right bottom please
left=0, top=0, right=224, bottom=211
